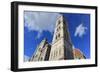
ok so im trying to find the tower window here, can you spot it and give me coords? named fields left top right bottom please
left=55, top=33, right=60, bottom=40
left=57, top=26, right=61, bottom=32
left=57, top=28, right=59, bottom=32
left=58, top=33, right=60, bottom=38
left=59, top=26, right=61, bottom=30
left=55, top=35, right=57, bottom=40
left=58, top=20, right=61, bottom=25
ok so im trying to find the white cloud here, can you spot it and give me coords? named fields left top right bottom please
left=24, top=11, right=61, bottom=38
left=74, top=24, right=87, bottom=37
left=24, top=55, right=30, bottom=62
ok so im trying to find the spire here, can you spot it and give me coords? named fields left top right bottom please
left=49, top=14, right=74, bottom=60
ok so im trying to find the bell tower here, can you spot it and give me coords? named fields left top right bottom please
left=49, top=14, right=74, bottom=60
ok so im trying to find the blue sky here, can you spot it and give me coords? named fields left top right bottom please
left=24, top=11, right=90, bottom=61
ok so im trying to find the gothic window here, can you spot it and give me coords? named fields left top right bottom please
left=55, top=35, right=57, bottom=40
left=55, top=33, right=60, bottom=40
left=58, top=20, right=61, bottom=25
left=59, top=26, right=61, bottom=30
left=58, top=33, right=60, bottom=38
left=57, top=28, right=59, bottom=32
left=57, top=26, right=61, bottom=32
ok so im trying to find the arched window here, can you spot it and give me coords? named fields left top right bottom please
left=57, top=26, right=61, bottom=32
left=58, top=20, right=61, bottom=25
left=58, top=33, right=60, bottom=38
left=57, top=28, right=59, bottom=32
left=59, top=26, right=61, bottom=30
left=55, top=35, right=57, bottom=40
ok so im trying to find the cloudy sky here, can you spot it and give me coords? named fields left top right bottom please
left=24, top=11, right=90, bottom=61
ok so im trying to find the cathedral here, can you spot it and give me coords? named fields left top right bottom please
left=30, top=15, right=85, bottom=61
